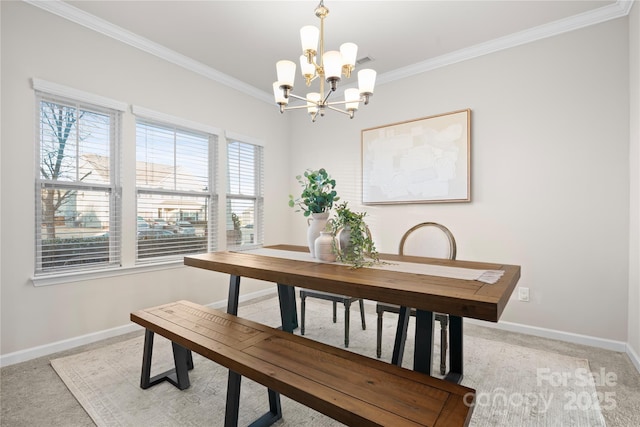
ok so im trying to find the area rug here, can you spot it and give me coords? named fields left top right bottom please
left=51, top=296, right=606, bottom=426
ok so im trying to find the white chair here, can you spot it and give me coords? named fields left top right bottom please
left=375, top=222, right=457, bottom=375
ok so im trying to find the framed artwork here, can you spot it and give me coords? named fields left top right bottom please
left=361, top=109, right=471, bottom=204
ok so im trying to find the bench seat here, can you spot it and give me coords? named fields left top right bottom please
left=131, top=300, right=475, bottom=427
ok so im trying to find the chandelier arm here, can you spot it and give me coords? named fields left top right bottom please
left=307, top=74, right=320, bottom=86
left=322, top=89, right=333, bottom=105
left=325, top=105, right=352, bottom=115
left=287, top=93, right=309, bottom=102
left=282, top=105, right=313, bottom=111
left=325, top=100, right=350, bottom=106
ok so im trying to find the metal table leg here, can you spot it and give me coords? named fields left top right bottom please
left=223, top=275, right=283, bottom=427
left=391, top=306, right=411, bottom=366
left=445, top=315, right=464, bottom=384
left=414, top=309, right=434, bottom=376
left=277, top=284, right=297, bottom=333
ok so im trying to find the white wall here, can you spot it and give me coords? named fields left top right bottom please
left=1, top=1, right=636, bottom=364
left=0, top=2, right=290, bottom=358
left=288, top=18, right=631, bottom=344
left=628, top=1, right=640, bottom=364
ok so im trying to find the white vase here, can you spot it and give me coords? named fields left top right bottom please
left=307, top=211, right=329, bottom=258
left=315, top=231, right=337, bottom=262
left=338, top=225, right=352, bottom=256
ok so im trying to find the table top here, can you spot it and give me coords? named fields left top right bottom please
left=184, top=244, right=521, bottom=322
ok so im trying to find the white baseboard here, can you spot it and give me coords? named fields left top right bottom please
left=0, top=322, right=143, bottom=368
left=0, top=288, right=277, bottom=368
left=465, top=318, right=628, bottom=352
left=627, top=342, right=640, bottom=373
left=465, top=319, right=640, bottom=375
left=2, top=289, right=638, bottom=375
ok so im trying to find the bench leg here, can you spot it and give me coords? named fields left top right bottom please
left=140, top=329, right=155, bottom=389
left=225, top=370, right=282, bottom=427
left=170, top=342, right=192, bottom=390
left=140, top=329, right=193, bottom=390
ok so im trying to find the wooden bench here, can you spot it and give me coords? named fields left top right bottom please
left=131, top=300, right=475, bottom=427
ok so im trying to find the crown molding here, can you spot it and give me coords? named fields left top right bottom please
left=379, top=0, right=634, bottom=85
left=24, top=0, right=632, bottom=104
left=23, top=0, right=273, bottom=104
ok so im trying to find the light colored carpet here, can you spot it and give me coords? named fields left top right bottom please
left=51, top=296, right=606, bottom=426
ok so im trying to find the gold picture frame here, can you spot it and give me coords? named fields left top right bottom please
left=361, top=109, right=471, bottom=204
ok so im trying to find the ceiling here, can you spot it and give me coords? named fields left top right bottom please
left=43, top=1, right=628, bottom=101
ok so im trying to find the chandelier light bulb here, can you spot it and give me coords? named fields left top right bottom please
left=273, top=82, right=288, bottom=105
left=306, top=92, right=321, bottom=115
left=323, top=50, right=342, bottom=89
left=344, top=88, right=360, bottom=111
left=358, top=69, right=376, bottom=95
left=340, top=42, right=358, bottom=78
left=299, top=55, right=316, bottom=84
left=276, top=60, right=296, bottom=89
left=300, top=25, right=319, bottom=57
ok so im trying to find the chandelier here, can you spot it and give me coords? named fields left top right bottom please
left=272, top=0, right=376, bottom=122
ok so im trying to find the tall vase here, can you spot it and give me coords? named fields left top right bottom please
left=307, top=211, right=329, bottom=258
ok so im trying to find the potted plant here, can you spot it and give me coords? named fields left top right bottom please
left=329, top=202, right=380, bottom=268
left=289, top=168, right=340, bottom=257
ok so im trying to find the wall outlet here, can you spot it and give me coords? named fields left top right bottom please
left=518, top=287, right=530, bottom=302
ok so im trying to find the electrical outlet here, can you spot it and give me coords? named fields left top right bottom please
left=518, top=287, right=530, bottom=302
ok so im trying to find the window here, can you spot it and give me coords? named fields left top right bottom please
left=226, top=136, right=264, bottom=249
left=135, top=111, right=218, bottom=262
left=35, top=91, right=122, bottom=275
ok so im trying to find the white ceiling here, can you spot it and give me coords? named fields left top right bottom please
left=36, top=1, right=630, bottom=101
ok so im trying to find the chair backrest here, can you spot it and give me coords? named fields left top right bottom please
left=398, top=222, right=457, bottom=260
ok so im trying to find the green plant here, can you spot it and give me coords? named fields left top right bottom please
left=329, top=202, right=380, bottom=268
left=288, top=168, right=340, bottom=217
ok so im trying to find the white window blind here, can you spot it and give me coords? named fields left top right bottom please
left=135, top=118, right=217, bottom=262
left=35, top=93, right=121, bottom=275
left=226, top=139, right=264, bottom=249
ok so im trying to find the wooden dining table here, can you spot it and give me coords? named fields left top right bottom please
left=184, top=244, right=521, bottom=384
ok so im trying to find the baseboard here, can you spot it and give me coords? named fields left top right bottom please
left=3, top=289, right=636, bottom=373
left=0, top=322, right=142, bottom=368
left=465, top=318, right=628, bottom=353
left=0, top=288, right=277, bottom=368
left=627, top=342, right=640, bottom=373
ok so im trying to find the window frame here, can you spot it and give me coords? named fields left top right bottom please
left=33, top=80, right=125, bottom=279
left=225, top=132, right=265, bottom=250
left=133, top=106, right=220, bottom=264
left=30, top=82, right=267, bottom=286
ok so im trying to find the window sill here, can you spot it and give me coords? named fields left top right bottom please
left=31, top=260, right=185, bottom=287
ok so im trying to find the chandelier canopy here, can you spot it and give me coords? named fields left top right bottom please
left=273, top=0, right=376, bottom=122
